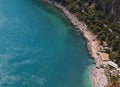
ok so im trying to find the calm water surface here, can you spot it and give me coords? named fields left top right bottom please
left=0, top=0, right=93, bottom=87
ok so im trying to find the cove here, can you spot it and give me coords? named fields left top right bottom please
left=0, top=0, right=93, bottom=87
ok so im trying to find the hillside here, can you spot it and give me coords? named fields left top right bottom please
left=95, top=0, right=120, bottom=21
left=54, top=0, right=120, bottom=66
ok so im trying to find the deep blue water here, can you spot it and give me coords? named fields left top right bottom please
left=0, top=0, right=93, bottom=87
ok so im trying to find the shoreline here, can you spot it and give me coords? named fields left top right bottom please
left=42, top=0, right=108, bottom=87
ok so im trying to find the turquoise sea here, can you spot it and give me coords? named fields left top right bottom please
left=0, top=0, right=93, bottom=87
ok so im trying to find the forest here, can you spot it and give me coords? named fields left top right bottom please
left=55, top=0, right=120, bottom=66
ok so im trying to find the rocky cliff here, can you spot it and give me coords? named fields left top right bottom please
left=95, top=0, right=120, bottom=20
left=109, top=0, right=120, bottom=16
left=55, top=0, right=120, bottom=21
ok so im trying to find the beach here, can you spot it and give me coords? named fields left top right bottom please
left=42, top=0, right=108, bottom=87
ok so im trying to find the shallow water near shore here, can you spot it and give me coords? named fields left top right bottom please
left=0, top=0, right=93, bottom=87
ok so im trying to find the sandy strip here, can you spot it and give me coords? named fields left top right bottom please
left=42, top=0, right=108, bottom=87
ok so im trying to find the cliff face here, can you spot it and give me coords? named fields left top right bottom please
left=55, top=0, right=120, bottom=18
left=55, top=0, right=120, bottom=17
left=110, top=0, right=120, bottom=16
left=95, top=0, right=120, bottom=20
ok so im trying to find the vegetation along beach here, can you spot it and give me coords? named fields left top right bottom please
left=0, top=0, right=120, bottom=87
left=43, top=0, right=120, bottom=87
